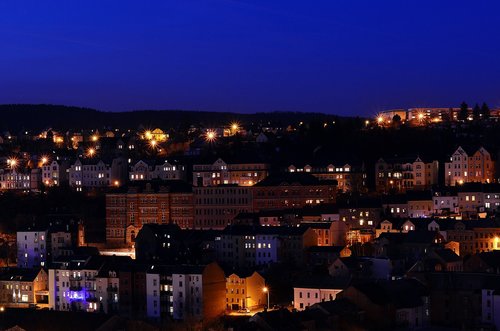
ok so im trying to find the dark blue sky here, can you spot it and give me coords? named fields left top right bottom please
left=1, top=1, right=500, bottom=115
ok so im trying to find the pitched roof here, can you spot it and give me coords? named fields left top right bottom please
left=0, top=268, right=44, bottom=282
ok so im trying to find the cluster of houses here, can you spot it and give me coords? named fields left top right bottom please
left=3, top=209, right=500, bottom=329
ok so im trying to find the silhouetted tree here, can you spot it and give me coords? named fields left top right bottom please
left=458, top=102, right=469, bottom=121
left=481, top=102, right=491, bottom=119
left=392, top=114, right=402, bottom=128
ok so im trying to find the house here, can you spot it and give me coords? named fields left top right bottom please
left=464, top=251, right=500, bottom=273
left=41, top=160, right=70, bottom=186
left=293, top=275, right=348, bottom=311
left=215, top=225, right=317, bottom=268
left=171, top=263, right=226, bottom=321
left=375, top=156, right=438, bottom=193
left=48, top=255, right=133, bottom=313
left=134, top=223, right=218, bottom=264
left=287, top=162, right=367, bottom=192
left=0, top=268, right=48, bottom=308
left=129, top=159, right=186, bottom=181
left=226, top=271, right=266, bottom=311
left=68, top=158, right=111, bottom=191
left=338, top=279, right=429, bottom=330
left=424, top=272, right=500, bottom=329
left=407, top=191, right=433, bottom=218
left=444, top=146, right=495, bottom=186
left=192, top=158, right=269, bottom=187
left=17, top=228, right=48, bottom=268
left=252, top=173, right=337, bottom=211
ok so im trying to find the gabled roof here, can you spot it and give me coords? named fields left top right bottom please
left=432, top=248, right=461, bottom=263
left=0, top=268, right=44, bottom=282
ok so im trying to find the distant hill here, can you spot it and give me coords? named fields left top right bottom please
left=0, top=104, right=353, bottom=132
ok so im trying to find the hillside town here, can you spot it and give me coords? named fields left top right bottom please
left=0, top=106, right=499, bottom=330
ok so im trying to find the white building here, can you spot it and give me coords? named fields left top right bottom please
left=171, top=263, right=226, bottom=321
left=0, top=169, right=41, bottom=191
left=41, top=160, right=69, bottom=186
left=293, top=278, right=346, bottom=311
left=68, top=159, right=111, bottom=191
left=48, top=255, right=131, bottom=313
left=130, top=160, right=186, bottom=181
left=146, top=270, right=161, bottom=319
left=483, top=192, right=500, bottom=212
left=433, top=194, right=459, bottom=214
left=17, top=229, right=48, bottom=268
left=482, top=289, right=500, bottom=330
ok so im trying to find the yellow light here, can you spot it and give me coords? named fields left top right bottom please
left=87, top=148, right=96, bottom=157
left=91, top=135, right=98, bottom=142
left=41, top=156, right=48, bottom=165
left=418, top=113, right=424, bottom=120
left=263, top=287, right=268, bottom=293
left=150, top=140, right=157, bottom=148
left=365, top=120, right=370, bottom=125
left=114, top=180, right=120, bottom=187
left=231, top=123, right=239, bottom=131
left=145, top=130, right=153, bottom=140
left=8, top=159, right=17, bottom=167
left=205, top=130, right=217, bottom=142
left=377, top=116, right=384, bottom=123
left=0, top=307, right=4, bottom=312
left=458, top=179, right=464, bottom=185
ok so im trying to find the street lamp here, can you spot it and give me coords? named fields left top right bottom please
left=263, top=286, right=269, bottom=310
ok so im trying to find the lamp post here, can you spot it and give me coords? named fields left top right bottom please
left=263, top=286, right=269, bottom=310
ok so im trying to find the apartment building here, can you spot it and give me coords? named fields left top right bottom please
left=375, top=156, right=438, bottom=193
left=105, top=181, right=194, bottom=247
left=193, top=158, right=269, bottom=187
left=193, top=185, right=253, bottom=229
left=287, top=162, right=367, bottom=192
left=130, top=159, right=186, bottom=181
left=445, top=146, right=495, bottom=186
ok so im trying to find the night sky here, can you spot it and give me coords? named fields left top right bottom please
left=2, top=1, right=500, bottom=116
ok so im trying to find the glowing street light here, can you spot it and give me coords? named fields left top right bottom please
left=150, top=140, right=157, bottom=148
left=7, top=158, right=17, bottom=169
left=231, top=123, right=239, bottom=131
left=263, top=286, right=270, bottom=309
left=377, top=116, right=384, bottom=124
left=144, top=130, right=153, bottom=140
left=91, top=135, right=99, bottom=142
left=205, top=130, right=217, bottom=142
left=87, top=148, right=96, bottom=158
left=41, top=156, right=48, bottom=165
